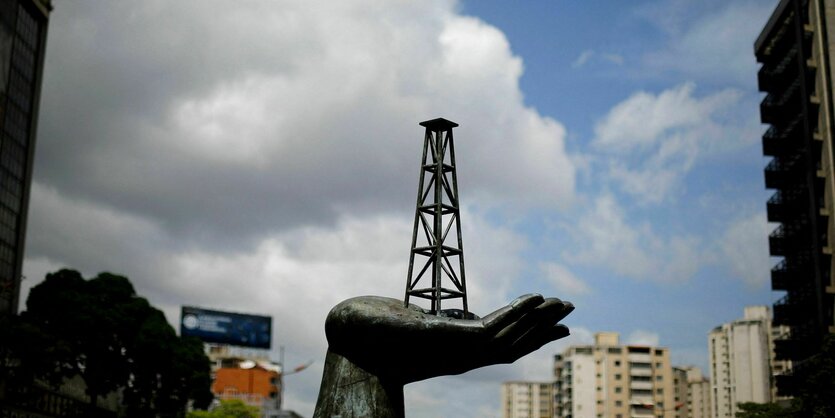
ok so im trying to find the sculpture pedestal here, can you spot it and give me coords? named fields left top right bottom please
left=312, top=350, right=404, bottom=418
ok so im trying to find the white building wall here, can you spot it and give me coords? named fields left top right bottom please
left=572, top=353, right=595, bottom=418
left=709, top=306, right=775, bottom=418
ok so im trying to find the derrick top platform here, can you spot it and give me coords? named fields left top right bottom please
left=419, top=118, right=459, bottom=130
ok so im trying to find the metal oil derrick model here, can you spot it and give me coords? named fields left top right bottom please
left=404, top=118, right=470, bottom=317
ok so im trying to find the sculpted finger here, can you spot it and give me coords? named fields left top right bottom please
left=482, top=294, right=544, bottom=333
left=494, top=298, right=572, bottom=345
left=499, top=325, right=570, bottom=364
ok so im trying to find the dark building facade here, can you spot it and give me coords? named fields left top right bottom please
left=0, top=0, right=50, bottom=315
left=755, top=0, right=835, bottom=394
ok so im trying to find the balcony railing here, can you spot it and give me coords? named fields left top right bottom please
left=764, top=156, right=806, bottom=190
left=773, top=292, right=815, bottom=326
left=762, top=115, right=802, bottom=157
left=767, top=188, right=807, bottom=222
left=758, top=46, right=799, bottom=92
left=629, top=381, right=653, bottom=390
left=760, top=80, right=802, bottom=125
left=769, top=221, right=810, bottom=256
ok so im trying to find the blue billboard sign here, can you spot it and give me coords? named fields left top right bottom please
left=180, top=306, right=272, bottom=349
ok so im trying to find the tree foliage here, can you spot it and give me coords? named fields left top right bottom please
left=2, top=269, right=213, bottom=415
left=791, top=333, right=835, bottom=418
left=736, top=402, right=793, bottom=418
left=186, top=400, right=260, bottom=418
left=736, top=333, right=835, bottom=418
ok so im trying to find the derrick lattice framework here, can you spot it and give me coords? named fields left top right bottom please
left=405, top=118, right=468, bottom=315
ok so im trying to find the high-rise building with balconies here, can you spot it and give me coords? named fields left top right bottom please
left=0, top=0, right=51, bottom=316
left=553, top=332, right=675, bottom=418
left=755, top=0, right=835, bottom=395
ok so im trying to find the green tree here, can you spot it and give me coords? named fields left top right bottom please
left=23, top=270, right=132, bottom=406
left=736, top=334, right=835, bottom=418
left=0, top=313, right=73, bottom=394
left=736, top=402, right=793, bottom=418
left=19, top=269, right=212, bottom=415
left=186, top=400, right=260, bottom=418
left=791, top=333, right=835, bottom=418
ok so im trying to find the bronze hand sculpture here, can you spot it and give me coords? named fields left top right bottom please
left=312, top=294, right=573, bottom=418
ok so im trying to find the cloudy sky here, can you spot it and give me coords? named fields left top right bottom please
left=21, top=0, right=780, bottom=416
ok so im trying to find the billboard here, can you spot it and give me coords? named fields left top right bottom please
left=180, top=306, right=272, bottom=349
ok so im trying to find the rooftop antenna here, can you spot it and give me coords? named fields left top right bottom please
left=404, top=118, right=470, bottom=317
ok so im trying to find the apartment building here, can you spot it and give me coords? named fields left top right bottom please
left=755, top=0, right=835, bottom=395
left=553, top=332, right=675, bottom=418
left=501, top=381, right=554, bottom=418
left=672, top=366, right=710, bottom=418
left=708, top=306, right=783, bottom=418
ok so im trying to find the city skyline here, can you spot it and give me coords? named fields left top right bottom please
left=18, top=1, right=780, bottom=417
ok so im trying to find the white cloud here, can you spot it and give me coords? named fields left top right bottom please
left=564, top=194, right=701, bottom=282
left=572, top=50, right=594, bottom=68
left=719, top=212, right=771, bottom=288
left=641, top=1, right=776, bottom=84
left=37, top=0, right=576, bottom=250
left=601, top=53, right=625, bottom=66
left=571, top=49, right=623, bottom=68
left=540, top=262, right=591, bottom=296
left=626, top=329, right=661, bottom=347
left=592, top=83, right=746, bottom=203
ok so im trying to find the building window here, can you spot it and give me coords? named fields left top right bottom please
left=615, top=373, right=621, bottom=380
left=614, top=360, right=621, bottom=367
left=615, top=400, right=622, bottom=407
left=615, top=387, right=622, bottom=393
